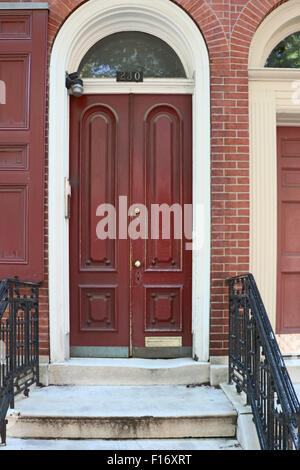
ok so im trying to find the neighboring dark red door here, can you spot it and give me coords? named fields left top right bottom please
left=70, top=94, right=192, bottom=357
left=277, top=127, right=300, bottom=333
left=0, top=10, right=47, bottom=282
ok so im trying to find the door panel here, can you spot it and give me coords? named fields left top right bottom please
left=0, top=54, right=29, bottom=128
left=80, top=104, right=117, bottom=270
left=130, top=95, right=192, bottom=356
left=70, top=95, right=130, bottom=354
left=70, top=94, right=192, bottom=357
left=145, top=103, right=183, bottom=271
left=277, top=127, right=300, bottom=332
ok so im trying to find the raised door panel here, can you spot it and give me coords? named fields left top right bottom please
left=0, top=13, right=32, bottom=39
left=0, top=54, right=29, bottom=128
left=80, top=106, right=117, bottom=270
left=0, top=144, right=28, bottom=170
left=0, top=185, right=27, bottom=263
left=145, top=105, right=183, bottom=271
left=78, top=285, right=118, bottom=332
left=280, top=274, right=300, bottom=330
left=145, top=285, right=183, bottom=332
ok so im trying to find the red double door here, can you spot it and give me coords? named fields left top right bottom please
left=69, top=94, right=192, bottom=358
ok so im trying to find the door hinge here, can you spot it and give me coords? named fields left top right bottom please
left=65, top=177, right=72, bottom=219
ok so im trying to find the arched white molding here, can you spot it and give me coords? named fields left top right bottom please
left=249, top=0, right=300, bottom=347
left=249, top=0, right=300, bottom=68
left=49, top=0, right=210, bottom=363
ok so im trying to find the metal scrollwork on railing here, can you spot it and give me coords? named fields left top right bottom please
left=0, top=277, right=40, bottom=446
left=227, top=273, right=300, bottom=450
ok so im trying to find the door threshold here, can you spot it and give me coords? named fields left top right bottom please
left=70, top=346, right=129, bottom=358
left=70, top=346, right=192, bottom=359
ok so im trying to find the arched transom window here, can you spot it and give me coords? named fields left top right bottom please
left=265, top=32, right=300, bottom=68
left=78, top=31, right=186, bottom=78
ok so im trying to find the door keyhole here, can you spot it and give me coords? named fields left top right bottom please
left=135, top=270, right=142, bottom=284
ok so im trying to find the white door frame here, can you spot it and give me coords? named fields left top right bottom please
left=48, top=0, right=211, bottom=363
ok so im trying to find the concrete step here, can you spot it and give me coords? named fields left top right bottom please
left=3, top=437, right=241, bottom=450
left=40, top=358, right=211, bottom=386
left=7, top=385, right=237, bottom=440
left=285, top=358, right=300, bottom=384
left=293, top=383, right=300, bottom=399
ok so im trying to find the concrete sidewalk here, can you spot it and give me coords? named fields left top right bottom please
left=2, top=437, right=241, bottom=450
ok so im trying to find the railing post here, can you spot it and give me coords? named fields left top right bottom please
left=0, top=277, right=40, bottom=445
left=8, top=281, right=14, bottom=410
left=24, top=299, right=29, bottom=367
left=34, top=285, right=39, bottom=385
left=227, top=273, right=300, bottom=450
left=228, top=279, right=233, bottom=385
left=0, top=419, right=7, bottom=445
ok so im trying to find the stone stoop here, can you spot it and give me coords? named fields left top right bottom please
left=39, top=357, right=228, bottom=387
left=6, top=385, right=237, bottom=440
left=39, top=358, right=210, bottom=386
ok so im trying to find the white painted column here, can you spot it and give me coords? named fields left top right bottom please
left=249, top=84, right=277, bottom=328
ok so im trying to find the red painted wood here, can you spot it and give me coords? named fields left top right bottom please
left=0, top=10, right=47, bottom=281
left=69, top=94, right=192, bottom=353
left=277, top=127, right=300, bottom=333
left=130, top=95, right=192, bottom=348
left=70, top=95, right=131, bottom=348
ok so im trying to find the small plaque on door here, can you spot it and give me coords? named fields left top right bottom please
left=116, top=71, right=143, bottom=82
left=145, top=336, right=182, bottom=348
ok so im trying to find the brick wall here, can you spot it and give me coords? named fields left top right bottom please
left=5, top=0, right=288, bottom=358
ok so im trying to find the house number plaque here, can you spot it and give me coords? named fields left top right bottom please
left=116, top=71, right=143, bottom=82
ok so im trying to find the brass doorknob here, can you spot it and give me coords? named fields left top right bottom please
left=134, top=260, right=141, bottom=268
left=134, top=207, right=140, bottom=215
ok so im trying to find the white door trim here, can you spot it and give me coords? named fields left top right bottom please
left=48, top=0, right=211, bottom=363
left=81, top=78, right=195, bottom=95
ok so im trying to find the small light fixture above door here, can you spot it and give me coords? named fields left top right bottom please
left=65, top=72, right=84, bottom=97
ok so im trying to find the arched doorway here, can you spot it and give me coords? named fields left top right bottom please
left=48, top=0, right=210, bottom=363
left=249, top=0, right=300, bottom=353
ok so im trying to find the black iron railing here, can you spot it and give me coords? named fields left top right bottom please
left=227, top=273, right=300, bottom=450
left=0, top=277, right=40, bottom=445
